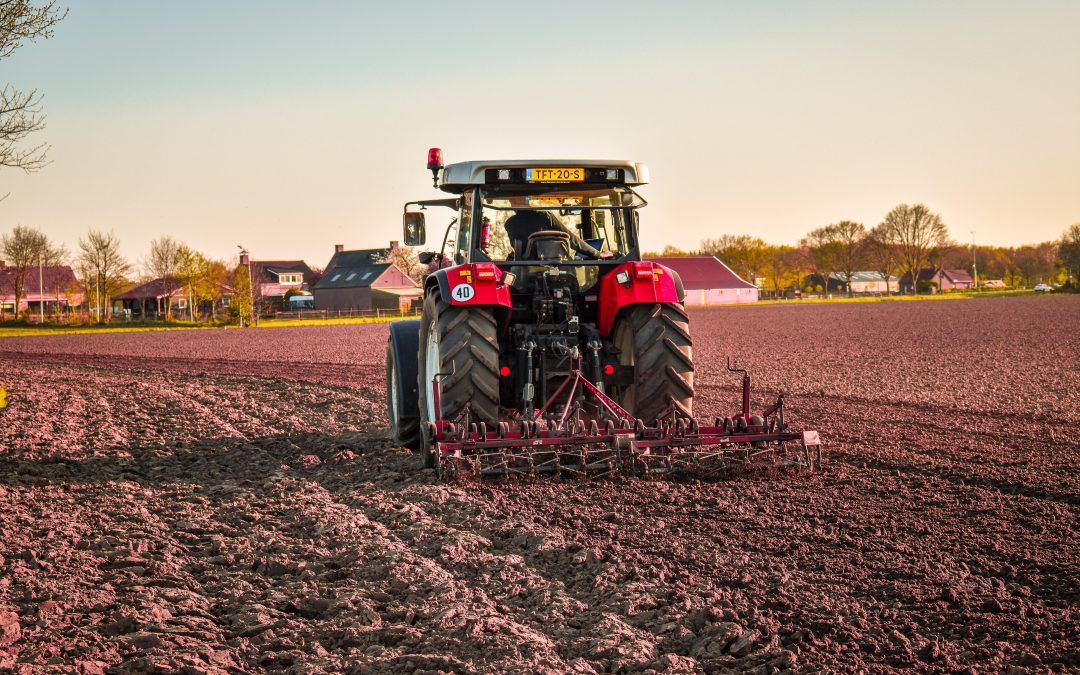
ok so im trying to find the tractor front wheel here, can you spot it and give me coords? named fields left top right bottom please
left=416, top=290, right=501, bottom=468
left=612, top=303, right=694, bottom=423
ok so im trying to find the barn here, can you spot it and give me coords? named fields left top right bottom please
left=645, top=256, right=758, bottom=305
left=899, top=268, right=975, bottom=293
left=313, top=243, right=421, bottom=312
left=0, top=264, right=84, bottom=316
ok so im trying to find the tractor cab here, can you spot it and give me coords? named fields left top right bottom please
left=403, top=153, right=649, bottom=266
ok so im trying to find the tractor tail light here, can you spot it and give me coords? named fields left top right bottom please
left=603, top=363, right=615, bottom=376
left=500, top=365, right=511, bottom=377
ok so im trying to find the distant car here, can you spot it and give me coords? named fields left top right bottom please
left=1033, top=284, right=1053, bottom=293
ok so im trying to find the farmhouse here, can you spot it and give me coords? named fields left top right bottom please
left=113, top=278, right=234, bottom=319
left=238, top=253, right=316, bottom=310
left=313, top=243, right=421, bottom=312
left=645, top=256, right=758, bottom=305
left=0, top=264, right=84, bottom=316
left=900, top=268, right=975, bottom=293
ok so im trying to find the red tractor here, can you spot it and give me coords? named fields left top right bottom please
left=386, top=150, right=817, bottom=476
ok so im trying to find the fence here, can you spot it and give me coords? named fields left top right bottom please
left=266, top=307, right=423, bottom=321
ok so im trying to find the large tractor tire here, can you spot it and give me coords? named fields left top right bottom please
left=385, top=320, right=422, bottom=451
left=417, top=289, right=500, bottom=468
left=612, top=303, right=694, bottom=423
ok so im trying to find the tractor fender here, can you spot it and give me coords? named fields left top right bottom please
left=597, top=261, right=684, bottom=337
left=669, top=268, right=686, bottom=302
left=427, top=263, right=513, bottom=308
left=387, top=319, right=421, bottom=422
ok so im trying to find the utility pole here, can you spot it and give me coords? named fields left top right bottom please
left=38, top=251, right=44, bottom=324
left=250, top=253, right=257, bottom=327
left=970, top=230, right=978, bottom=291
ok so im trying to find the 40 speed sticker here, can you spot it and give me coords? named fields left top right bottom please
left=451, top=283, right=475, bottom=302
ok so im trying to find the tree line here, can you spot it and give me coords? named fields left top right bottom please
left=651, top=204, right=1080, bottom=295
left=0, top=227, right=262, bottom=322
left=0, top=226, right=446, bottom=324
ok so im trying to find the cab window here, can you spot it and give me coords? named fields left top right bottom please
left=477, top=187, right=642, bottom=262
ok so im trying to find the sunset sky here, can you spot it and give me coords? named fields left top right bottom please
left=2, top=0, right=1078, bottom=268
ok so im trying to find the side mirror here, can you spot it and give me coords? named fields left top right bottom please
left=418, top=251, right=435, bottom=265
left=403, top=211, right=426, bottom=246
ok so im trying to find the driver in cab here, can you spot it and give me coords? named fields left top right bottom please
left=501, top=210, right=613, bottom=261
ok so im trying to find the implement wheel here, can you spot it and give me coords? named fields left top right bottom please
left=416, top=289, right=500, bottom=468
left=612, top=303, right=694, bottom=423
left=386, top=340, right=421, bottom=451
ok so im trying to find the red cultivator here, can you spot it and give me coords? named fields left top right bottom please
left=427, top=356, right=821, bottom=478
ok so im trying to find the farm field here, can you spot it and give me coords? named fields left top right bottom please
left=1, top=296, right=1078, bottom=672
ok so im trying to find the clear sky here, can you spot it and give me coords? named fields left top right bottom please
left=2, top=0, right=1078, bottom=268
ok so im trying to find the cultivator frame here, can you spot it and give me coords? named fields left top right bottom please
left=427, top=357, right=821, bottom=478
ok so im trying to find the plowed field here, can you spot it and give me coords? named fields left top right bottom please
left=1, top=296, right=1078, bottom=673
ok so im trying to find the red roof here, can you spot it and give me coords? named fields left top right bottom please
left=0, top=265, right=81, bottom=299
left=900, top=268, right=975, bottom=285
left=113, top=278, right=184, bottom=301
left=645, top=256, right=756, bottom=290
left=941, top=269, right=974, bottom=284
left=114, top=277, right=234, bottom=301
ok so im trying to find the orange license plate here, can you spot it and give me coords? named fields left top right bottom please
left=525, top=167, right=584, bottom=182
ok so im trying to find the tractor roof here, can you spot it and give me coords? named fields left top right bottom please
left=439, top=159, right=649, bottom=193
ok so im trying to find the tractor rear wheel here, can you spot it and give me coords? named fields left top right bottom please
left=612, top=303, right=694, bottom=423
left=416, top=289, right=501, bottom=468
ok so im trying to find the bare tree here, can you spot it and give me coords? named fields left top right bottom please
left=658, top=244, right=694, bottom=257
left=800, top=227, right=842, bottom=294
left=0, top=1, right=67, bottom=176
left=1009, top=242, right=1059, bottom=287
left=381, top=243, right=424, bottom=284
left=77, top=229, right=131, bottom=321
left=763, top=244, right=796, bottom=294
left=0, top=224, right=62, bottom=314
left=866, top=223, right=900, bottom=294
left=785, top=245, right=813, bottom=292
left=146, top=235, right=182, bottom=318
left=1059, top=224, right=1080, bottom=287
left=700, top=234, right=768, bottom=284
left=230, top=263, right=253, bottom=326
left=202, top=258, right=230, bottom=320
left=176, top=245, right=208, bottom=321
left=827, top=221, right=867, bottom=296
left=880, top=204, right=949, bottom=293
